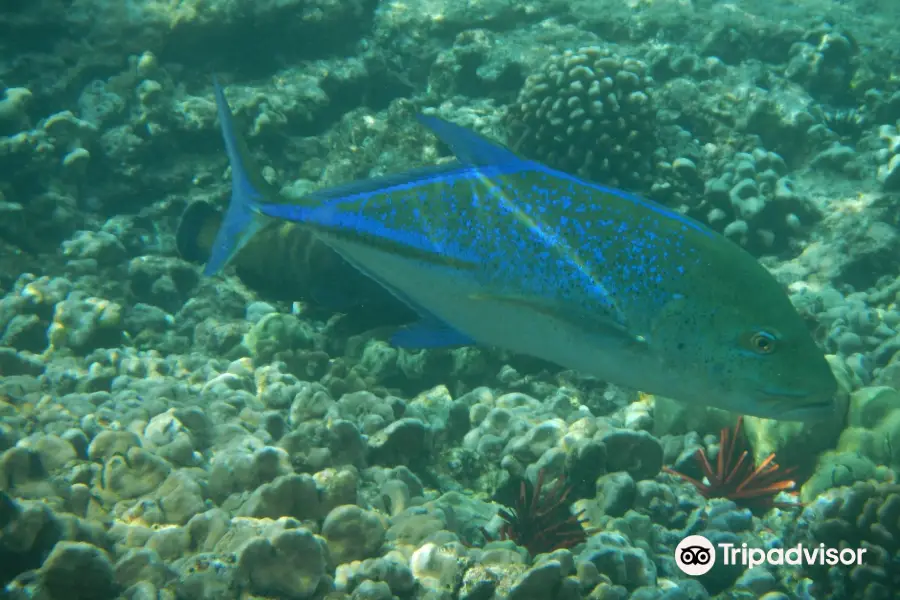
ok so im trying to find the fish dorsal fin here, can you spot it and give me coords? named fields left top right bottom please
left=416, top=114, right=525, bottom=167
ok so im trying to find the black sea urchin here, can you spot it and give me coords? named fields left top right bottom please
left=488, top=469, right=591, bottom=556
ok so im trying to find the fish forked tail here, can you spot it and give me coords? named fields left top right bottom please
left=202, top=77, right=272, bottom=276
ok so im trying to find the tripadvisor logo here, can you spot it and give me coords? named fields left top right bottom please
left=675, top=534, right=867, bottom=576
left=675, top=535, right=717, bottom=576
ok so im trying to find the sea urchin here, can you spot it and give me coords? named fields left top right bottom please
left=663, top=416, right=799, bottom=513
left=488, top=469, right=591, bottom=556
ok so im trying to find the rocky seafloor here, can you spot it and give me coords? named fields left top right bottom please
left=2, top=0, right=900, bottom=599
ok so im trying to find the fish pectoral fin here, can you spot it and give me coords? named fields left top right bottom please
left=390, top=319, right=475, bottom=349
left=470, top=292, right=644, bottom=345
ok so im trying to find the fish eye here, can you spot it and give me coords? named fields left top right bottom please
left=748, top=330, right=778, bottom=354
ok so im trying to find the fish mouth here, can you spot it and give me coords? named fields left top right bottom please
left=760, top=386, right=836, bottom=420
left=760, top=387, right=813, bottom=399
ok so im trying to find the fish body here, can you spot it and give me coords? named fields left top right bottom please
left=203, top=80, right=838, bottom=422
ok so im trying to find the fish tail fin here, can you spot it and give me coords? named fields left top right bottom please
left=203, top=77, right=271, bottom=276
left=176, top=200, right=222, bottom=264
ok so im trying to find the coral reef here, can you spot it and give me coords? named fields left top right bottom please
left=506, top=46, right=658, bottom=190
left=792, top=481, right=900, bottom=599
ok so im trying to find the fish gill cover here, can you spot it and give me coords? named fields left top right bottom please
left=0, top=1, right=899, bottom=599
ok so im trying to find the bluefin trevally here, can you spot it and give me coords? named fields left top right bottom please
left=203, top=79, right=838, bottom=422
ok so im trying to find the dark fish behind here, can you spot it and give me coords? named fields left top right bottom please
left=176, top=188, right=415, bottom=325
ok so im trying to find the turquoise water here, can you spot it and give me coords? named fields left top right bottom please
left=0, top=0, right=899, bottom=598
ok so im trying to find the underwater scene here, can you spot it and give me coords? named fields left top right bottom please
left=1, top=0, right=900, bottom=598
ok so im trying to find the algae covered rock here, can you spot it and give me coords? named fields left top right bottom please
left=846, top=385, right=900, bottom=429
left=175, top=552, right=239, bottom=600
left=244, top=312, right=317, bottom=364
left=800, top=450, right=890, bottom=503
left=600, top=430, right=663, bottom=480
left=368, top=417, right=431, bottom=467
left=784, top=22, right=858, bottom=104
left=0, top=87, right=32, bottom=133
left=829, top=386, right=900, bottom=471
left=236, top=526, right=329, bottom=599
left=87, top=430, right=143, bottom=462
left=577, top=531, right=657, bottom=590
left=410, top=541, right=470, bottom=595
left=280, top=418, right=367, bottom=472
left=506, top=553, right=580, bottom=600
left=648, top=393, right=736, bottom=438
left=17, top=433, right=78, bottom=474
left=47, top=292, right=124, bottom=353
left=36, top=541, right=117, bottom=600
left=742, top=412, right=844, bottom=476
left=149, top=470, right=207, bottom=525
left=0, top=492, right=63, bottom=587
left=113, top=547, right=176, bottom=591
left=127, top=255, right=199, bottom=314
left=330, top=389, right=395, bottom=434
left=404, top=384, right=471, bottom=444
left=322, top=504, right=387, bottom=564
left=0, top=446, right=57, bottom=500
left=505, top=418, right=567, bottom=465
left=314, top=466, right=360, bottom=513
left=237, top=473, right=326, bottom=522
left=875, top=122, right=900, bottom=191
left=96, top=447, right=172, bottom=502
left=61, top=230, right=128, bottom=267
left=458, top=541, right=528, bottom=599
left=334, top=555, right=415, bottom=597
left=799, top=382, right=900, bottom=504
left=596, top=472, right=637, bottom=518
left=143, top=409, right=198, bottom=467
